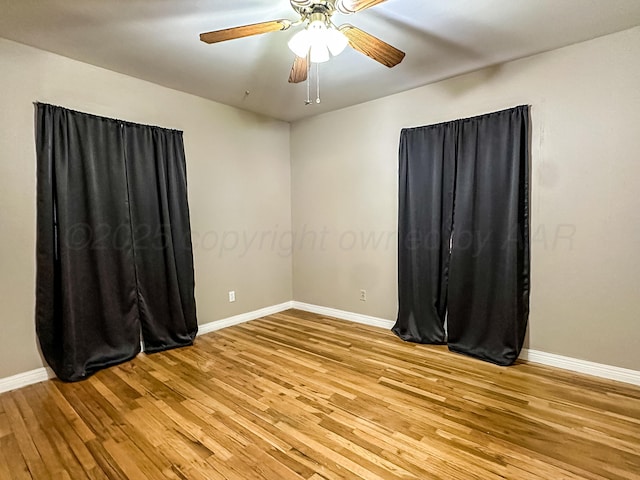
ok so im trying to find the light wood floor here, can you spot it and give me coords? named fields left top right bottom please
left=1, top=310, right=639, bottom=480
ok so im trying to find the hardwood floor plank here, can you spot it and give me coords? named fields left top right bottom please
left=0, top=412, right=11, bottom=438
left=83, top=439, right=128, bottom=480
left=1, top=310, right=639, bottom=479
left=32, top=383, right=101, bottom=477
left=101, top=439, right=157, bottom=479
left=0, top=434, right=32, bottom=480
left=12, top=387, right=80, bottom=479
left=1, top=395, right=51, bottom=479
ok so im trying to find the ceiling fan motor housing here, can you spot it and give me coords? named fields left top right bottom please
left=309, top=12, right=329, bottom=28
left=290, top=0, right=338, bottom=21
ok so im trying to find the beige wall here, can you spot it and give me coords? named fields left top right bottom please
left=291, top=27, right=640, bottom=370
left=0, top=38, right=292, bottom=378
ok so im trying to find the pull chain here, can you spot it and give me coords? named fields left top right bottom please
left=316, top=62, right=321, bottom=104
left=303, top=57, right=321, bottom=106
left=305, top=53, right=311, bottom=105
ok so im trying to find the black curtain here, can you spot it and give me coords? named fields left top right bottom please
left=393, top=122, right=456, bottom=344
left=393, top=106, right=530, bottom=366
left=35, top=104, right=197, bottom=382
left=447, top=107, right=530, bottom=365
left=123, top=124, right=198, bottom=353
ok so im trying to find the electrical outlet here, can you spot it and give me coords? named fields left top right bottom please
left=228, top=291, right=236, bottom=302
left=360, top=289, right=367, bottom=301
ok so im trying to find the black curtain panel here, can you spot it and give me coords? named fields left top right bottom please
left=35, top=105, right=141, bottom=381
left=35, top=104, right=197, bottom=382
left=123, top=124, right=198, bottom=353
left=392, top=122, right=457, bottom=344
left=394, top=106, right=530, bottom=366
left=447, top=106, right=530, bottom=366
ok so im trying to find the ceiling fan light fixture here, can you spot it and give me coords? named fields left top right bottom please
left=307, top=18, right=328, bottom=55
left=325, top=28, right=349, bottom=56
left=308, top=18, right=327, bottom=31
left=310, top=44, right=330, bottom=63
left=289, top=18, right=348, bottom=62
left=288, top=29, right=311, bottom=58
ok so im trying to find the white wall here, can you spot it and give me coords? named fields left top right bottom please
left=0, top=38, right=292, bottom=378
left=290, top=27, right=640, bottom=370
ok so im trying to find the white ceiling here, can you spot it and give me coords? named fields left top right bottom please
left=1, top=0, right=639, bottom=122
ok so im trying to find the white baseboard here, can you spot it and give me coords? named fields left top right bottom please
left=519, top=349, right=640, bottom=386
left=0, top=302, right=293, bottom=395
left=197, top=301, right=294, bottom=336
left=291, top=301, right=640, bottom=387
left=3, top=300, right=638, bottom=393
left=291, top=301, right=395, bottom=329
left=0, top=367, right=55, bottom=395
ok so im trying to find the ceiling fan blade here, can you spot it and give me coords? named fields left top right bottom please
left=339, top=25, right=405, bottom=67
left=200, top=20, right=291, bottom=44
left=337, top=0, right=387, bottom=14
left=288, top=56, right=308, bottom=84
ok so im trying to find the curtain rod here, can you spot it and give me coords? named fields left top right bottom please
left=34, top=102, right=184, bottom=134
left=401, top=104, right=530, bottom=132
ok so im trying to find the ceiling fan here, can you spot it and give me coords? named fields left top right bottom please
left=199, top=0, right=405, bottom=84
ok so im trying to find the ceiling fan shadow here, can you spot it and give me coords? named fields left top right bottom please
left=365, top=10, right=481, bottom=62
left=363, top=10, right=510, bottom=95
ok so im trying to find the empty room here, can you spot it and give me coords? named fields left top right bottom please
left=0, top=0, right=639, bottom=478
